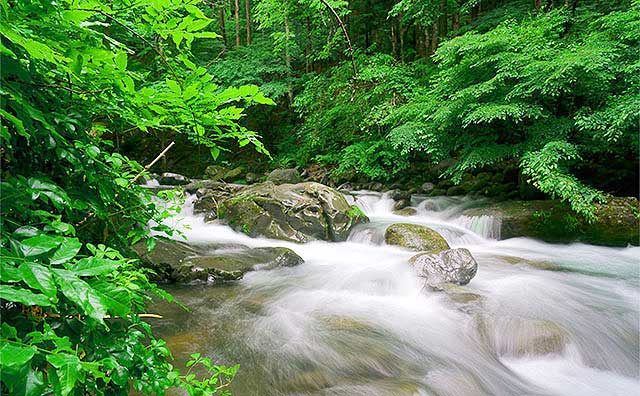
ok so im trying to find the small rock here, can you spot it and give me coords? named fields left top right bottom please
left=410, top=248, right=478, bottom=289
left=394, top=199, right=411, bottom=210
left=203, top=165, right=230, bottom=181
left=393, top=208, right=417, bottom=216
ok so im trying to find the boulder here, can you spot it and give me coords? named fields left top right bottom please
left=463, top=197, right=639, bottom=246
left=409, top=248, right=478, bottom=289
left=219, top=182, right=369, bottom=243
left=177, top=247, right=303, bottom=283
left=133, top=240, right=303, bottom=283
left=267, top=168, right=301, bottom=185
left=394, top=199, right=411, bottom=210
left=158, top=172, right=190, bottom=185
left=192, top=183, right=246, bottom=221
left=384, top=223, right=450, bottom=253
left=132, top=239, right=198, bottom=281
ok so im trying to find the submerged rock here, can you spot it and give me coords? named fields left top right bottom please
left=463, top=197, right=639, bottom=246
left=410, top=248, right=478, bottom=289
left=385, top=223, right=450, bottom=253
left=267, top=168, right=301, bottom=185
left=476, top=315, right=568, bottom=357
left=219, top=181, right=368, bottom=243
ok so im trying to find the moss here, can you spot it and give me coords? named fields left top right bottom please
left=346, top=205, right=367, bottom=221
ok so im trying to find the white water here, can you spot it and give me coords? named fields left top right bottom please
left=153, top=191, right=640, bottom=396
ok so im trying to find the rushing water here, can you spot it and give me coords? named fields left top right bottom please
left=151, top=191, right=640, bottom=396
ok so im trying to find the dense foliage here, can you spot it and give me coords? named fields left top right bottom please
left=1, top=0, right=271, bottom=394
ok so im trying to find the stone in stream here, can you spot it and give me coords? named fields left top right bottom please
left=219, top=181, right=368, bottom=243
left=393, top=207, right=417, bottom=216
left=177, top=246, right=304, bottom=283
left=267, top=168, right=301, bottom=185
left=133, top=240, right=303, bottom=283
left=384, top=223, right=450, bottom=253
left=410, top=248, right=478, bottom=289
left=158, top=172, right=190, bottom=185
left=475, top=315, right=568, bottom=357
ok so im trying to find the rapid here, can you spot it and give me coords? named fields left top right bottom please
left=152, top=191, right=640, bottom=396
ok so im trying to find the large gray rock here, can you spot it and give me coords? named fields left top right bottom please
left=267, top=168, right=301, bottom=185
left=133, top=240, right=303, bottom=283
left=177, top=247, right=304, bottom=283
left=385, top=223, right=450, bottom=253
left=410, top=248, right=478, bottom=289
left=219, top=182, right=369, bottom=243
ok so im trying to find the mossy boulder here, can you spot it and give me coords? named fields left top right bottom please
left=133, top=240, right=303, bottom=283
left=384, top=223, right=450, bottom=252
left=463, top=197, right=639, bottom=246
left=177, top=247, right=303, bottom=283
left=219, top=181, right=369, bottom=243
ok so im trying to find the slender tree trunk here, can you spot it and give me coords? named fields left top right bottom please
left=234, top=0, right=240, bottom=47
left=399, top=16, right=405, bottom=62
left=284, top=14, right=293, bottom=105
left=430, top=23, right=438, bottom=54
left=534, top=0, right=542, bottom=10
left=218, top=8, right=227, bottom=52
left=305, top=17, right=312, bottom=72
left=245, top=0, right=251, bottom=45
left=391, top=23, right=397, bottom=59
left=453, top=13, right=460, bottom=31
left=319, top=0, right=358, bottom=78
left=424, top=27, right=430, bottom=56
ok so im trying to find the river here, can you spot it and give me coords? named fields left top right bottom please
left=151, top=191, right=640, bottom=396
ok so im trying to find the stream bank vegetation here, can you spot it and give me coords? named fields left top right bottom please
left=1, top=0, right=638, bottom=394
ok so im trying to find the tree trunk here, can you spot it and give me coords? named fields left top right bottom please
left=245, top=0, right=251, bottom=45
left=453, top=13, right=460, bottom=31
left=218, top=8, right=227, bottom=52
left=424, top=27, right=430, bottom=56
left=284, top=14, right=293, bottom=105
left=305, top=17, right=312, bottom=72
left=391, top=23, right=397, bottom=59
left=430, top=23, right=438, bottom=54
left=399, top=17, right=405, bottom=62
left=234, top=0, right=240, bottom=47
left=534, top=0, right=542, bottom=10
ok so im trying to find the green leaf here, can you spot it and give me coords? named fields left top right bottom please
left=53, top=269, right=106, bottom=321
left=15, top=235, right=61, bottom=258
left=19, top=262, right=57, bottom=300
left=0, top=285, right=52, bottom=306
left=166, top=78, right=181, bottom=95
left=66, top=257, right=120, bottom=276
left=47, top=353, right=82, bottom=396
left=50, top=238, right=82, bottom=265
left=0, top=342, right=36, bottom=368
left=1, top=262, right=22, bottom=282
left=114, top=51, right=127, bottom=70
left=87, top=279, right=131, bottom=317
